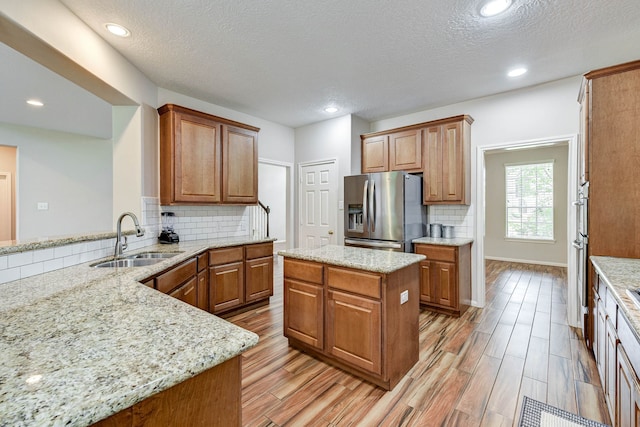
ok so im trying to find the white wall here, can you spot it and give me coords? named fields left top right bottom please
left=294, top=115, right=354, bottom=246
left=485, top=144, right=569, bottom=266
left=0, top=123, right=112, bottom=239
left=258, top=162, right=288, bottom=244
left=370, top=77, right=582, bottom=306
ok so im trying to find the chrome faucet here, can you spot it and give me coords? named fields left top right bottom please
left=114, top=212, right=145, bottom=258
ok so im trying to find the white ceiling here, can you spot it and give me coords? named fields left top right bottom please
left=35, top=1, right=640, bottom=128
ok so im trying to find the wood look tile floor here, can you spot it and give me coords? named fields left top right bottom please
left=226, top=258, right=610, bottom=427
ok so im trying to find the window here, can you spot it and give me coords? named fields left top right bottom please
left=505, top=161, right=554, bottom=240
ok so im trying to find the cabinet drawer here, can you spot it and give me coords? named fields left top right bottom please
left=246, top=242, right=273, bottom=260
left=414, top=244, right=456, bottom=262
left=327, top=267, right=381, bottom=299
left=618, top=311, right=640, bottom=379
left=209, top=246, right=244, bottom=265
left=284, top=259, right=323, bottom=285
left=156, top=258, right=197, bottom=294
left=197, top=252, right=208, bottom=272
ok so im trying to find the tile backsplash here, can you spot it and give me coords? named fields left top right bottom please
left=0, top=197, right=251, bottom=285
left=428, top=205, right=474, bottom=238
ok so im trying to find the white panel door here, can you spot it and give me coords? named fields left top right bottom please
left=0, top=172, right=12, bottom=241
left=299, top=161, right=338, bottom=249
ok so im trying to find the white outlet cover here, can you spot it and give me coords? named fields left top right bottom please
left=400, top=290, right=409, bottom=304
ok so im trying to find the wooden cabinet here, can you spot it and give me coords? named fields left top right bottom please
left=208, top=242, right=274, bottom=315
left=389, top=129, right=422, bottom=171
left=282, top=258, right=419, bottom=390
left=245, top=243, right=274, bottom=302
left=158, top=104, right=259, bottom=205
left=327, top=289, right=382, bottom=375
left=414, top=242, right=471, bottom=317
left=362, top=135, right=388, bottom=173
left=423, top=119, right=471, bottom=204
left=169, top=276, right=198, bottom=306
left=197, top=252, right=209, bottom=311
left=617, top=344, right=640, bottom=427
left=93, top=356, right=241, bottom=427
left=360, top=115, right=472, bottom=205
left=209, top=247, right=245, bottom=313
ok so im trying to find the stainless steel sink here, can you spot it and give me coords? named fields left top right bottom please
left=92, top=258, right=165, bottom=268
left=125, top=252, right=182, bottom=259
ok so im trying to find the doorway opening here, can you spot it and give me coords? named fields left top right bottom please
left=475, top=135, right=578, bottom=325
left=0, top=145, right=17, bottom=241
left=257, top=159, right=293, bottom=253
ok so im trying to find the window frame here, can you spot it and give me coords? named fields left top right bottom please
left=504, top=159, right=555, bottom=242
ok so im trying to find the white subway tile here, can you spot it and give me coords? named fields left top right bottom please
left=43, top=258, right=64, bottom=273
left=8, top=252, right=34, bottom=268
left=21, top=262, right=44, bottom=278
left=0, top=267, right=21, bottom=284
left=0, top=256, right=7, bottom=270
left=33, top=248, right=55, bottom=262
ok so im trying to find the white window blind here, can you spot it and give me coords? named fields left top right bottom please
left=505, top=161, right=554, bottom=240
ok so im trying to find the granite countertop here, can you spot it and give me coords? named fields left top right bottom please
left=591, top=256, right=640, bottom=341
left=0, top=237, right=273, bottom=427
left=278, top=244, right=425, bottom=274
left=412, top=236, right=474, bottom=247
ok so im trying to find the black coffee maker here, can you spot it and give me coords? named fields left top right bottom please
left=159, top=212, right=179, bottom=244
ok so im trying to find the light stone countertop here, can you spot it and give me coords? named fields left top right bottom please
left=590, top=256, right=640, bottom=342
left=0, top=230, right=143, bottom=256
left=0, top=237, right=274, bottom=427
left=278, top=244, right=425, bottom=274
left=412, top=236, right=474, bottom=247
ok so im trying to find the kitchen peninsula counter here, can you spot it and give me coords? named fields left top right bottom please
left=0, top=237, right=272, bottom=427
left=279, top=245, right=424, bottom=390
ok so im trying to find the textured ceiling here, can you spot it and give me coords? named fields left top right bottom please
left=58, top=0, right=640, bottom=128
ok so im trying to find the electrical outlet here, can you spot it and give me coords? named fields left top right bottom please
left=400, top=290, right=409, bottom=304
left=37, top=202, right=49, bottom=210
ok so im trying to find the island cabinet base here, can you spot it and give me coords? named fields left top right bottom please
left=92, top=356, right=241, bottom=427
left=283, top=258, right=420, bottom=391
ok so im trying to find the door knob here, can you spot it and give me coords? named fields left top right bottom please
left=328, top=230, right=334, bottom=235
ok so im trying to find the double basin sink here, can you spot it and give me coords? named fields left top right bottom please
left=92, top=252, right=182, bottom=268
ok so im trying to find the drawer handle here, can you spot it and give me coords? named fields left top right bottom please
left=184, top=285, right=195, bottom=296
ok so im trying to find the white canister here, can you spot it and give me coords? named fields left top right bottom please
left=429, top=223, right=442, bottom=238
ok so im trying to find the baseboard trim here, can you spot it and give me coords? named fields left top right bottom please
left=484, top=256, right=567, bottom=268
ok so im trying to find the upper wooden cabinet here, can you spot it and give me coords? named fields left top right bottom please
left=360, top=115, right=473, bottom=205
left=158, top=104, right=259, bottom=205
left=362, top=134, right=388, bottom=173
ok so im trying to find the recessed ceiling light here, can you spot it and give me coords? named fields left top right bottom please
left=507, top=67, right=527, bottom=77
left=26, top=99, right=44, bottom=107
left=324, top=106, right=338, bottom=113
left=480, top=0, right=512, bottom=17
left=105, top=23, right=131, bottom=37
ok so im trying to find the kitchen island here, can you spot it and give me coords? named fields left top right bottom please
left=0, top=237, right=271, bottom=427
left=279, top=245, right=425, bottom=390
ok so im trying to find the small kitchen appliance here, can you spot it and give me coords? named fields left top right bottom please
left=159, top=212, right=179, bottom=244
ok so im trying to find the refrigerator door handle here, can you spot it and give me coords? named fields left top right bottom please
left=370, top=180, right=376, bottom=232
left=362, top=180, right=368, bottom=226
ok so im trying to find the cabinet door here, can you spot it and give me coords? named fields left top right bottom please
left=423, top=126, right=442, bottom=202
left=245, top=256, right=273, bottom=302
left=222, top=125, right=258, bottom=203
left=197, top=270, right=208, bottom=311
left=209, top=261, right=244, bottom=313
left=596, top=297, right=607, bottom=389
left=389, top=129, right=421, bottom=171
left=618, top=344, right=640, bottom=427
left=441, top=121, right=464, bottom=202
left=419, top=260, right=433, bottom=303
left=605, top=317, right=618, bottom=418
left=169, top=276, right=198, bottom=307
left=173, top=112, right=221, bottom=203
left=433, top=261, right=457, bottom=309
left=362, top=135, right=388, bottom=173
left=327, top=290, right=382, bottom=375
left=284, top=279, right=323, bottom=349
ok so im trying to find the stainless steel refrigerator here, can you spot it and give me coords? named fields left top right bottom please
left=344, top=171, right=427, bottom=252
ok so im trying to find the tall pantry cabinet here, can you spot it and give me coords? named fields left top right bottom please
left=582, top=59, right=640, bottom=426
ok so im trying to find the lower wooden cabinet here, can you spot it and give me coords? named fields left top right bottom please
left=592, top=264, right=640, bottom=427
left=284, top=278, right=324, bottom=349
left=282, top=258, right=419, bottom=390
left=140, top=241, right=273, bottom=316
left=92, top=356, right=241, bottom=427
left=209, top=260, right=244, bottom=313
left=414, top=242, right=471, bottom=316
left=327, top=289, right=381, bottom=375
